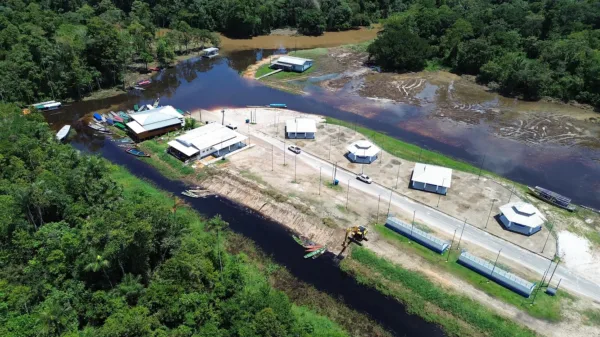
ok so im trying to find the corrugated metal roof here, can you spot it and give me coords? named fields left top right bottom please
left=126, top=121, right=146, bottom=134
left=385, top=217, right=450, bottom=254
left=169, top=123, right=247, bottom=155
left=276, top=56, right=313, bottom=66
left=411, top=163, right=452, bottom=188
left=458, top=251, right=535, bottom=297
left=285, top=118, right=317, bottom=133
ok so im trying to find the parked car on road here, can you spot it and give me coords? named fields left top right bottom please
left=357, top=174, right=372, bottom=184
left=288, top=145, right=301, bottom=154
left=226, top=123, right=238, bottom=130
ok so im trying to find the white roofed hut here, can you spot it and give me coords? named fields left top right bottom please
left=167, top=123, right=248, bottom=162
left=346, top=140, right=380, bottom=164
left=498, top=202, right=545, bottom=236
left=272, top=56, right=313, bottom=72
left=126, top=105, right=184, bottom=141
left=410, top=163, right=452, bottom=195
left=285, top=118, right=317, bottom=139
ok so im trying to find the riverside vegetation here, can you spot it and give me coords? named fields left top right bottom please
left=0, top=103, right=353, bottom=336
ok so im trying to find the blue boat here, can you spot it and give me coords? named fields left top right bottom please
left=93, top=112, right=102, bottom=121
left=269, top=103, right=287, bottom=108
left=106, top=118, right=114, bottom=126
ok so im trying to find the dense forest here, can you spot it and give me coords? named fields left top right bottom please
left=0, top=0, right=390, bottom=104
left=0, top=103, right=347, bottom=336
left=368, top=0, right=600, bottom=107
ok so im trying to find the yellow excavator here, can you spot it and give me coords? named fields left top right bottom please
left=342, top=225, right=369, bottom=247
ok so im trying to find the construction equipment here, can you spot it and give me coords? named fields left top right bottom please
left=343, top=225, right=369, bottom=247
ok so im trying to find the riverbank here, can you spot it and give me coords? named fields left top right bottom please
left=133, top=107, right=600, bottom=337
left=108, top=163, right=390, bottom=337
left=243, top=43, right=600, bottom=149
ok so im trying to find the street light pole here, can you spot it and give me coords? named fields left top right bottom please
left=395, top=164, right=401, bottom=189
left=294, top=154, right=297, bottom=181
left=447, top=228, right=458, bottom=262
left=271, top=144, right=274, bottom=171
left=437, top=178, right=445, bottom=208
left=485, top=200, right=495, bottom=229
left=386, top=188, right=393, bottom=216
left=346, top=179, right=350, bottom=209
left=541, top=227, right=552, bottom=253
left=456, top=219, right=467, bottom=250
left=478, top=154, right=487, bottom=180
left=319, top=167, right=322, bottom=195
left=376, top=194, right=381, bottom=223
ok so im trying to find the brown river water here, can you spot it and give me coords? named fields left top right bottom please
left=45, top=31, right=600, bottom=210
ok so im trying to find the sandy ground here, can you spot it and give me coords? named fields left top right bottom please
left=558, top=231, right=600, bottom=282
left=182, top=107, right=600, bottom=336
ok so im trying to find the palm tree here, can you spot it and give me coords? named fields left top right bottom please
left=85, top=254, right=113, bottom=288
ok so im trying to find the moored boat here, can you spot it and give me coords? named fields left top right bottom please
left=93, top=112, right=102, bottom=121
left=118, top=111, right=130, bottom=121
left=125, top=148, right=150, bottom=157
left=109, top=112, right=123, bottom=122
left=181, top=190, right=201, bottom=198
left=304, top=247, right=326, bottom=259
left=88, top=123, right=109, bottom=133
left=32, top=100, right=62, bottom=111
left=527, top=186, right=576, bottom=211
left=113, top=137, right=134, bottom=144
left=137, top=79, right=151, bottom=86
left=269, top=103, right=287, bottom=108
left=56, top=125, right=70, bottom=141
left=113, top=122, right=126, bottom=130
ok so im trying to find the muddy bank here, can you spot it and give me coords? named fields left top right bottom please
left=219, top=26, right=379, bottom=51
left=201, top=170, right=345, bottom=252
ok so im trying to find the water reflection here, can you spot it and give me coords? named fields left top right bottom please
left=50, top=48, right=600, bottom=209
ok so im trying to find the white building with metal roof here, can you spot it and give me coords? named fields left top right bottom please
left=272, top=56, right=313, bottom=72
left=285, top=118, right=317, bottom=139
left=498, top=202, right=545, bottom=236
left=167, top=123, right=248, bottom=162
left=126, top=105, right=184, bottom=141
left=346, top=140, right=380, bottom=164
left=410, top=163, right=452, bottom=195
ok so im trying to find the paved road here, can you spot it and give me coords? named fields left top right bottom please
left=252, top=130, right=600, bottom=302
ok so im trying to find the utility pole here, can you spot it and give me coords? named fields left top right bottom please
left=395, top=164, right=401, bottom=189
left=271, top=144, right=274, bottom=171
left=294, top=154, right=297, bottom=181
left=546, top=258, right=561, bottom=286
left=221, top=109, right=225, bottom=125
left=319, top=167, right=322, bottom=195
left=478, top=154, right=487, bottom=180
left=541, top=227, right=552, bottom=253
left=508, top=186, right=515, bottom=203
left=456, top=219, right=467, bottom=250
left=386, top=188, right=393, bottom=216
left=346, top=179, right=350, bottom=209
left=376, top=194, right=381, bottom=223
left=418, top=147, right=423, bottom=162
left=485, top=200, right=496, bottom=229
left=447, top=228, right=458, bottom=262
left=284, top=141, right=286, bottom=165
left=329, top=137, right=332, bottom=160
left=437, top=178, right=445, bottom=208
left=490, top=248, right=503, bottom=276
left=410, top=210, right=416, bottom=238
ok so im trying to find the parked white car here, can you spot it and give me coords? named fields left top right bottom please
left=226, top=123, right=238, bottom=130
left=288, top=145, right=301, bottom=154
left=357, top=174, right=372, bottom=184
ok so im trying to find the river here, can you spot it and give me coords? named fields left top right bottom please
left=47, top=43, right=600, bottom=209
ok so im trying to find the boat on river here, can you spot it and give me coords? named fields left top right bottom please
left=304, top=247, right=326, bottom=259
left=93, top=112, right=103, bottom=122
left=109, top=112, right=123, bottom=122
left=527, top=186, right=576, bottom=211
left=182, top=190, right=201, bottom=198
left=269, top=103, right=287, bottom=108
left=113, top=122, right=126, bottom=130
left=113, top=137, right=134, bottom=144
left=56, top=125, right=70, bottom=141
left=125, top=148, right=150, bottom=157
left=117, top=111, right=130, bottom=121
left=32, top=100, right=61, bottom=111
left=88, top=123, right=109, bottom=133
left=137, top=79, right=151, bottom=86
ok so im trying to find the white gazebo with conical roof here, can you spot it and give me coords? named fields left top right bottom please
left=346, top=140, right=380, bottom=164
left=498, top=202, right=545, bottom=236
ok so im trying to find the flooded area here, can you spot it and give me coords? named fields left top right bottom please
left=47, top=34, right=600, bottom=210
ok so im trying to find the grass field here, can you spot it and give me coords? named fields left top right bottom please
left=343, top=247, right=539, bottom=337
left=138, top=138, right=195, bottom=179
left=373, top=224, right=567, bottom=322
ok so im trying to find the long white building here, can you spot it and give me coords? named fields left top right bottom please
left=410, top=163, right=453, bottom=195
left=167, top=123, right=247, bottom=162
